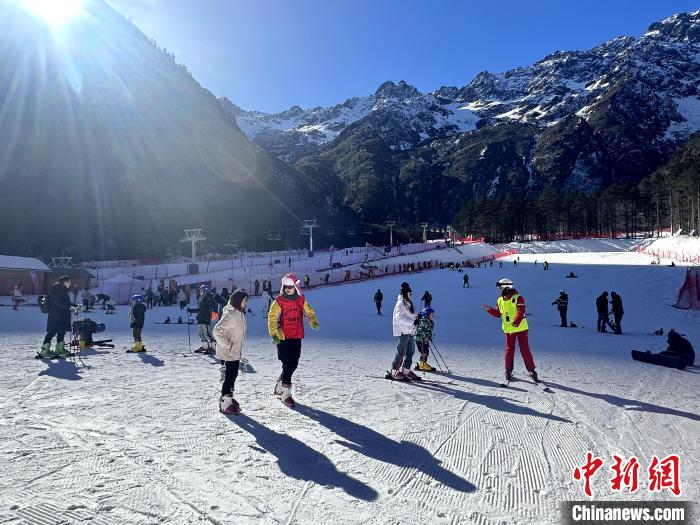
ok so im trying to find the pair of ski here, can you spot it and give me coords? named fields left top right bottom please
left=500, top=374, right=553, bottom=393
left=375, top=371, right=455, bottom=385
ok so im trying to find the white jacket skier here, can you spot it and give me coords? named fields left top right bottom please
left=392, top=295, right=416, bottom=337
left=214, top=304, right=247, bottom=361
left=390, top=282, right=420, bottom=381
left=213, top=290, right=249, bottom=415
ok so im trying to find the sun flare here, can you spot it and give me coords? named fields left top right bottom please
left=21, top=0, right=83, bottom=27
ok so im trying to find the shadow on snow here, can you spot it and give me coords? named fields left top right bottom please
left=296, top=405, right=476, bottom=494
left=547, top=382, right=700, bottom=422
left=410, top=381, right=571, bottom=423
left=230, top=413, right=379, bottom=502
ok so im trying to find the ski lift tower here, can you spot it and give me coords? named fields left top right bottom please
left=387, top=220, right=396, bottom=248
left=420, top=223, right=429, bottom=244
left=446, top=225, right=454, bottom=245
left=302, top=219, right=318, bottom=253
left=180, top=228, right=206, bottom=261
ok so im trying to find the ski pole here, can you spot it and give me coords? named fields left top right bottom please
left=186, top=308, right=192, bottom=352
left=429, top=343, right=445, bottom=373
left=430, top=339, right=450, bottom=373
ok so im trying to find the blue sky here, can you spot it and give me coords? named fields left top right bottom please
left=107, top=0, right=697, bottom=113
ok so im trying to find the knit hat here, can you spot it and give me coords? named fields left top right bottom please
left=400, top=282, right=412, bottom=294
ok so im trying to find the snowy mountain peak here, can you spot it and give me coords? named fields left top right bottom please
left=646, top=10, right=700, bottom=42
left=374, top=80, right=421, bottom=100
left=222, top=11, right=700, bottom=165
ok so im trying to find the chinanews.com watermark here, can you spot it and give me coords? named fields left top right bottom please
left=563, top=501, right=691, bottom=524
left=563, top=452, right=693, bottom=524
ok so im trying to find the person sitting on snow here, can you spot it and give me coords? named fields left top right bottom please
left=661, top=329, right=695, bottom=367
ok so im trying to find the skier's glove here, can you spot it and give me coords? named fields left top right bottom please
left=311, top=322, right=320, bottom=330
left=413, top=318, right=420, bottom=326
left=271, top=335, right=281, bottom=345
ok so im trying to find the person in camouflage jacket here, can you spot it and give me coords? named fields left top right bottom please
left=415, top=308, right=436, bottom=371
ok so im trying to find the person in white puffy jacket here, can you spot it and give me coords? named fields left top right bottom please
left=390, top=282, right=420, bottom=381
left=214, top=289, right=249, bottom=414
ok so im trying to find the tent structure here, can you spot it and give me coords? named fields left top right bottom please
left=674, top=267, right=700, bottom=310
left=97, top=273, right=145, bottom=305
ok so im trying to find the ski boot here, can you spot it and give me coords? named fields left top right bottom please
left=527, top=369, right=539, bottom=383
left=194, top=345, right=208, bottom=354
left=54, top=341, right=71, bottom=358
left=416, top=360, right=435, bottom=372
left=389, top=368, right=409, bottom=381
left=37, top=343, right=57, bottom=359
left=127, top=341, right=145, bottom=353
left=403, top=368, right=422, bottom=381
left=219, top=394, right=241, bottom=415
left=281, top=384, right=295, bottom=408
left=273, top=375, right=283, bottom=395
left=505, top=369, right=513, bottom=382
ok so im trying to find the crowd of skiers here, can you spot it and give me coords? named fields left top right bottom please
left=34, top=257, right=693, bottom=413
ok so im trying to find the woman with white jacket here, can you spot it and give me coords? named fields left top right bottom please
left=390, top=282, right=420, bottom=381
left=214, top=289, right=249, bottom=414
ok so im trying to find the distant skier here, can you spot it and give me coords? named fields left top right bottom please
left=390, top=282, right=420, bottom=381
left=96, top=293, right=110, bottom=309
left=415, top=307, right=436, bottom=371
left=483, top=278, right=538, bottom=382
left=566, top=271, right=577, bottom=278
left=39, top=276, right=74, bottom=358
left=254, top=279, right=260, bottom=295
left=552, top=290, right=569, bottom=327
left=374, top=288, right=383, bottom=315
left=177, top=288, right=187, bottom=310
left=463, top=274, right=469, bottom=288
left=214, top=289, right=249, bottom=415
left=127, top=295, right=147, bottom=353
left=81, top=287, right=92, bottom=312
left=267, top=274, right=319, bottom=408
left=303, top=274, right=311, bottom=288
left=543, top=261, right=549, bottom=271
left=421, top=290, right=432, bottom=308
left=220, top=287, right=230, bottom=310
left=190, top=285, right=216, bottom=353
left=10, top=284, right=24, bottom=310
left=610, top=291, right=624, bottom=335
left=596, top=291, right=610, bottom=333
left=145, top=288, right=154, bottom=309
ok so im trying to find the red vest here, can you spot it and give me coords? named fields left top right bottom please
left=276, top=294, right=305, bottom=340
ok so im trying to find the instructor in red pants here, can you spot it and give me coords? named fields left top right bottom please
left=483, top=278, right=538, bottom=383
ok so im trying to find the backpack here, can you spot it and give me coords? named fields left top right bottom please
left=38, top=295, right=50, bottom=314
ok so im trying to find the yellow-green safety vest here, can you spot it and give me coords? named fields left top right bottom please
left=497, top=293, right=529, bottom=334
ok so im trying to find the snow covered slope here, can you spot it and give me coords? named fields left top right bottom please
left=1, top=251, right=698, bottom=524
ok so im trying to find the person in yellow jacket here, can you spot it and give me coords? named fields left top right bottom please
left=267, top=274, right=319, bottom=407
left=483, top=278, right=538, bottom=382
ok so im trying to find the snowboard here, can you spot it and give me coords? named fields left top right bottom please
left=631, top=350, right=685, bottom=370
